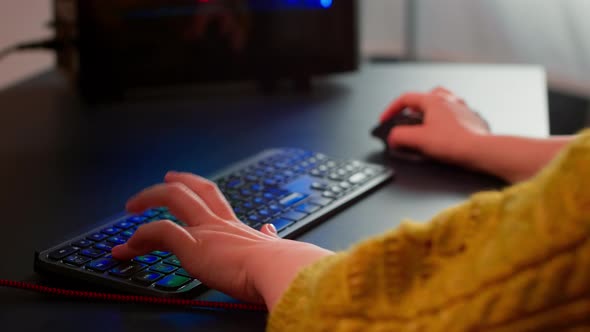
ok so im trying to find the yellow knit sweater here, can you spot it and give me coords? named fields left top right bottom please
left=268, top=130, right=590, bottom=332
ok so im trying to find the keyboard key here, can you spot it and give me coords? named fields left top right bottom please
left=164, top=256, right=182, bottom=267
left=309, top=197, right=333, bottom=207
left=247, top=214, right=263, bottom=224
left=258, top=209, right=272, bottom=217
left=322, top=191, right=339, bottom=199
left=101, top=227, right=121, bottom=236
left=151, top=250, right=172, bottom=258
left=245, top=175, right=259, bottom=182
left=63, top=254, right=91, bottom=266
left=106, top=236, right=127, bottom=245
left=295, top=202, right=321, bottom=214
left=149, top=263, right=178, bottom=274
left=134, top=255, right=161, bottom=265
left=71, top=239, right=94, bottom=248
left=348, top=172, right=368, bottom=184
left=330, top=186, right=343, bottom=194
left=80, top=248, right=106, bottom=258
left=87, top=233, right=108, bottom=241
left=262, top=192, right=276, bottom=200
left=268, top=204, right=283, bottom=214
left=263, top=179, right=277, bottom=186
left=228, top=192, right=244, bottom=201
left=311, top=182, right=329, bottom=191
left=363, top=167, right=378, bottom=176
left=329, top=173, right=344, bottom=181
left=142, top=209, right=160, bottom=218
left=127, top=216, right=147, bottom=224
left=120, top=229, right=135, bottom=238
left=133, top=271, right=163, bottom=285
left=339, top=182, right=352, bottom=189
left=270, top=218, right=294, bottom=232
left=94, top=242, right=113, bottom=252
left=114, top=221, right=134, bottom=229
left=226, top=178, right=244, bottom=189
left=155, top=274, right=191, bottom=291
left=250, top=184, right=264, bottom=192
left=280, top=211, right=308, bottom=222
left=175, top=268, right=191, bottom=277
left=86, top=257, right=119, bottom=272
left=279, top=192, right=307, bottom=207
left=109, top=262, right=146, bottom=278
left=252, top=197, right=266, bottom=205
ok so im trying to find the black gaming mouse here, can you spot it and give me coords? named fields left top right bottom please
left=371, top=108, right=427, bottom=162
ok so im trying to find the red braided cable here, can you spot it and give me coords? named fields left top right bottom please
left=0, top=279, right=267, bottom=311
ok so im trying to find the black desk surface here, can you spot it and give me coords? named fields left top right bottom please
left=0, top=63, right=547, bottom=331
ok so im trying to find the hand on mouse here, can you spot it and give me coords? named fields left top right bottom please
left=380, top=87, right=491, bottom=167
left=111, top=171, right=333, bottom=310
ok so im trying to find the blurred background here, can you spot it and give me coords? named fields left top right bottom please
left=1, top=0, right=589, bottom=134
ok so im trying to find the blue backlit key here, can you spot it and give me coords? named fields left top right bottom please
left=142, top=209, right=160, bottom=218
left=295, top=202, right=321, bottom=214
left=149, top=263, right=177, bottom=274
left=114, top=220, right=134, bottom=229
left=134, top=255, right=161, bottom=265
left=80, top=248, right=105, bottom=258
left=151, top=250, right=172, bottom=258
left=101, top=227, right=121, bottom=236
left=127, top=216, right=147, bottom=225
left=87, top=233, right=108, bottom=242
left=94, top=242, right=113, bottom=252
left=268, top=204, right=283, bottom=214
left=107, top=236, right=127, bottom=245
left=120, top=229, right=135, bottom=239
left=164, top=256, right=181, bottom=267
left=155, top=274, right=191, bottom=291
left=175, top=268, right=191, bottom=277
left=86, top=257, right=119, bottom=272
left=270, top=218, right=294, bottom=232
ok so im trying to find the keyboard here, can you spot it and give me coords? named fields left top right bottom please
left=35, top=148, right=394, bottom=298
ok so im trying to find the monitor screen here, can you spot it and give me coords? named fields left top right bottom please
left=68, top=0, right=358, bottom=94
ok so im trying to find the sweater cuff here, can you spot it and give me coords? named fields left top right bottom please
left=266, top=253, right=345, bottom=332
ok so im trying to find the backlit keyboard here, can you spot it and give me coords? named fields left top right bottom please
left=35, top=148, right=394, bottom=298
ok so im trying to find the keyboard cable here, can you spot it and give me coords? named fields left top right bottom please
left=0, top=279, right=267, bottom=312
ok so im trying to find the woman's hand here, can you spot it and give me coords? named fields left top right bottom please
left=112, top=172, right=333, bottom=309
left=380, top=87, right=491, bottom=166
left=381, top=87, right=573, bottom=182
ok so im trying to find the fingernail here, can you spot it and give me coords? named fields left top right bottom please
left=267, top=223, right=277, bottom=234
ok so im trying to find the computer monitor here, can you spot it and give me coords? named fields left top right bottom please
left=54, top=0, right=358, bottom=98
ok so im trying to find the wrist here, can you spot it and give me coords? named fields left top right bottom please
left=247, top=240, right=333, bottom=310
left=452, top=131, right=491, bottom=170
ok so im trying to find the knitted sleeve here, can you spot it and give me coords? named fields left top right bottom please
left=267, top=129, right=590, bottom=332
